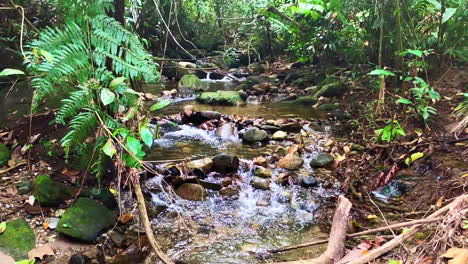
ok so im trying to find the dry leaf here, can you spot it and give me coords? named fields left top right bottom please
left=39, top=160, right=50, bottom=167
left=287, top=144, right=299, bottom=155
left=436, top=196, right=444, bottom=207
left=118, top=213, right=134, bottom=224
left=440, top=248, right=468, bottom=264
left=337, top=241, right=372, bottom=264
left=43, top=222, right=49, bottom=230
left=28, top=244, right=55, bottom=261
left=6, top=185, right=18, bottom=196
left=61, top=168, right=80, bottom=177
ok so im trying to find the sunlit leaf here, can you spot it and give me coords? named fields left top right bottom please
left=109, top=76, right=127, bottom=89
left=100, top=88, right=116, bottom=106
left=0, top=68, right=25, bottom=76
left=102, top=139, right=117, bottom=157
left=396, top=98, right=412, bottom=104
left=150, top=100, right=171, bottom=111
left=40, top=49, right=54, bottom=63
left=442, top=8, right=457, bottom=23
left=369, top=69, right=395, bottom=77
left=405, top=152, right=424, bottom=165
left=0, top=222, right=6, bottom=233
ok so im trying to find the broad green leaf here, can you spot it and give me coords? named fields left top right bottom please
left=109, top=76, right=127, bottom=89
left=406, top=49, right=423, bottom=57
left=0, top=222, right=6, bottom=233
left=140, top=127, right=153, bottom=148
left=40, top=49, right=54, bottom=63
left=405, top=152, right=424, bottom=165
left=0, top=68, right=25, bottom=76
left=369, top=69, right=395, bottom=77
left=150, top=100, right=171, bottom=111
left=100, top=88, right=116, bottom=106
left=396, top=98, right=412, bottom=104
left=14, top=260, right=35, bottom=264
left=102, top=139, right=117, bottom=157
left=126, top=136, right=145, bottom=157
left=442, top=8, right=457, bottom=23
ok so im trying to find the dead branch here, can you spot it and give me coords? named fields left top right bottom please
left=274, top=195, right=352, bottom=264
left=0, top=161, right=27, bottom=175
left=348, top=217, right=443, bottom=237
left=345, top=194, right=468, bottom=264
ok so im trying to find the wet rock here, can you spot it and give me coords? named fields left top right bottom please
left=280, top=121, right=302, bottom=133
left=198, top=180, right=222, bottom=191
left=219, top=187, right=240, bottom=198
left=248, top=63, right=266, bottom=74
left=318, top=103, right=338, bottom=112
left=80, top=187, right=118, bottom=210
left=16, top=180, right=32, bottom=194
left=245, top=75, right=270, bottom=88
left=255, top=167, right=272, bottom=178
left=275, top=146, right=288, bottom=156
left=284, top=72, right=301, bottom=84
left=178, top=74, right=203, bottom=94
left=109, top=231, right=127, bottom=248
left=176, top=61, right=197, bottom=76
left=57, top=198, right=115, bottom=242
left=252, top=82, right=271, bottom=94
left=212, top=154, right=239, bottom=174
left=0, top=144, right=10, bottom=167
left=34, top=174, right=75, bottom=206
left=253, top=156, right=268, bottom=167
left=46, top=217, right=60, bottom=230
left=175, top=183, right=206, bottom=201
left=246, top=95, right=260, bottom=104
left=293, top=96, right=317, bottom=106
left=310, top=152, right=334, bottom=168
left=197, top=91, right=243, bottom=106
left=293, top=134, right=304, bottom=144
left=272, top=131, right=288, bottom=140
left=299, top=175, right=318, bottom=187
left=260, top=125, right=280, bottom=132
left=69, top=253, right=91, bottom=264
left=0, top=219, right=35, bottom=260
left=200, top=111, right=221, bottom=120
left=251, top=177, right=270, bottom=190
left=278, top=154, right=304, bottom=170
left=215, top=122, right=238, bottom=139
left=186, top=158, right=213, bottom=173
left=242, top=127, right=269, bottom=143
left=313, top=81, right=345, bottom=98
left=269, top=86, right=279, bottom=93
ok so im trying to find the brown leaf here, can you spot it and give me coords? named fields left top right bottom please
left=287, top=144, right=299, bottom=155
left=440, top=248, right=468, bottom=264
left=118, top=213, right=134, bottom=224
left=5, top=185, right=18, bottom=196
left=61, top=168, right=80, bottom=177
left=39, top=160, right=50, bottom=167
left=24, top=203, right=48, bottom=215
left=338, top=241, right=372, bottom=264
left=436, top=196, right=444, bottom=207
left=28, top=244, right=55, bottom=261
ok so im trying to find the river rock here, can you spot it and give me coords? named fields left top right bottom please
left=175, top=183, right=206, bottom=201
left=251, top=177, right=270, bottom=190
left=0, top=219, right=35, bottom=261
left=299, top=175, right=318, bottom=187
left=81, top=187, right=118, bottom=210
left=245, top=75, right=270, bottom=88
left=219, top=187, right=240, bottom=198
left=246, top=95, right=260, bottom=104
left=57, top=198, right=115, bottom=242
left=294, top=96, right=317, bottom=105
left=212, top=154, right=239, bottom=174
left=275, top=146, right=288, bottom=156
left=215, top=122, right=238, bottom=139
left=284, top=72, right=301, bottom=84
left=310, top=152, right=334, bottom=168
left=186, top=158, right=213, bottom=172
left=313, top=81, right=345, bottom=98
left=0, top=143, right=10, bottom=167
left=178, top=74, right=203, bottom=94
left=34, top=174, right=75, bottom=206
left=280, top=121, right=302, bottom=133
left=200, top=111, right=221, bottom=120
left=242, top=127, right=269, bottom=143
left=255, top=167, right=272, bottom=178
left=176, top=61, right=197, bottom=76
left=197, top=91, right=243, bottom=105
left=278, top=154, right=304, bottom=170
left=253, top=156, right=268, bottom=167
left=260, top=125, right=280, bottom=132
left=272, top=131, right=288, bottom=140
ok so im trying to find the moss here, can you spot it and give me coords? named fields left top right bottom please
left=318, top=103, right=339, bottom=111
left=57, top=198, right=115, bottom=242
left=34, top=174, right=75, bottom=206
left=0, top=143, right=10, bottom=166
left=178, top=74, right=202, bottom=90
left=293, top=96, right=317, bottom=105
left=0, top=219, right=35, bottom=261
left=197, top=91, right=243, bottom=105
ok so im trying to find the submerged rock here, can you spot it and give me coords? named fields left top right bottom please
left=175, top=183, right=206, bottom=201
left=242, top=127, right=269, bottom=143
left=310, top=152, right=334, bottom=168
left=0, top=143, right=10, bottom=166
left=34, top=174, right=75, bottom=206
left=212, top=154, right=239, bottom=174
left=186, top=158, right=213, bottom=173
left=255, top=167, right=272, bottom=178
left=251, top=177, right=270, bottom=190
left=272, top=130, right=288, bottom=140
left=197, top=91, right=243, bottom=105
left=0, top=219, right=35, bottom=260
left=57, top=198, right=115, bottom=242
left=278, top=154, right=304, bottom=170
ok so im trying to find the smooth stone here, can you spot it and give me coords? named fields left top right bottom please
left=251, top=177, right=270, bottom=190
left=109, top=231, right=127, bottom=248
left=242, top=127, right=269, bottom=143
left=175, top=183, right=206, bottom=201
left=219, top=187, right=240, bottom=198
left=255, top=167, right=272, bottom=178
left=212, top=154, right=239, bottom=174
left=34, top=174, right=75, bottom=206
left=186, top=158, right=213, bottom=173
left=0, top=219, right=35, bottom=261
left=260, top=125, right=280, bottom=132
left=46, top=217, right=60, bottom=230
left=299, top=175, right=318, bottom=187
left=57, top=198, right=115, bottom=242
left=80, top=187, right=118, bottom=210
left=310, top=152, right=334, bottom=168
left=272, top=131, right=288, bottom=140
left=275, top=146, right=288, bottom=156
left=278, top=154, right=304, bottom=170
left=200, top=111, right=221, bottom=120
left=280, top=122, right=302, bottom=133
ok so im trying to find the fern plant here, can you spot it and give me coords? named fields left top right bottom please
left=25, top=3, right=162, bottom=181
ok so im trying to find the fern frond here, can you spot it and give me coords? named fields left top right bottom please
left=61, top=109, right=98, bottom=156
left=55, top=87, right=92, bottom=125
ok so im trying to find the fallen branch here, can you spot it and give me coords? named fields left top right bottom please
left=345, top=194, right=468, bottom=264
left=132, top=174, right=174, bottom=264
left=0, top=161, right=27, bottom=175
left=274, top=195, right=352, bottom=264
left=269, top=239, right=329, bottom=254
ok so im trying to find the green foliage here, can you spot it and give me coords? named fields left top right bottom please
left=0, top=68, right=25, bottom=76
left=397, top=77, right=440, bottom=122
left=375, top=120, right=406, bottom=142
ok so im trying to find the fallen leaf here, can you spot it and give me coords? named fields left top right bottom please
left=42, top=222, right=49, bottom=230
left=343, top=145, right=350, bottom=153
left=61, top=168, right=80, bottom=177
left=118, top=213, right=134, bottom=224
left=27, top=195, right=35, bottom=206
left=367, top=214, right=378, bottom=219
left=28, top=244, right=54, bottom=261
left=109, top=188, right=119, bottom=196
left=287, top=144, right=299, bottom=155
left=6, top=185, right=18, bottom=196
left=24, top=203, right=48, bottom=215
left=39, top=160, right=50, bottom=167
left=0, top=222, right=6, bottom=233
left=436, top=196, right=444, bottom=207
left=405, top=152, right=424, bottom=165
left=337, top=241, right=372, bottom=263
left=440, top=248, right=468, bottom=264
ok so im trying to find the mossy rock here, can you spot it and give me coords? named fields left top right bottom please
left=197, top=91, right=243, bottom=105
left=318, top=103, right=339, bottom=111
left=80, top=187, right=118, bottom=210
left=34, top=174, right=75, bottom=206
left=0, top=219, right=35, bottom=261
left=178, top=74, right=203, bottom=92
left=57, top=198, right=115, bottom=242
left=0, top=143, right=10, bottom=167
left=310, top=152, right=334, bottom=168
left=293, top=96, right=317, bottom=105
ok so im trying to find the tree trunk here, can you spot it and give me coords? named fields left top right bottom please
left=113, top=0, right=125, bottom=26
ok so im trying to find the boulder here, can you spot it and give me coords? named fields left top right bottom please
left=178, top=74, right=204, bottom=94
left=310, top=152, right=334, bottom=168
left=80, top=187, right=118, bottom=210
left=242, top=127, right=269, bottom=143
left=175, top=183, right=206, bottom=201
left=212, top=154, right=239, bottom=174
left=197, top=91, right=243, bottom=105
left=0, top=219, right=35, bottom=261
left=34, top=174, right=75, bottom=206
left=278, top=154, right=304, bottom=170
left=219, top=187, right=240, bottom=198
left=186, top=158, right=213, bottom=173
left=272, top=131, right=287, bottom=140
left=57, top=198, right=115, bottom=242
left=0, top=143, right=10, bottom=167
left=255, top=167, right=272, bottom=178
left=280, top=121, right=302, bottom=133
left=251, top=177, right=270, bottom=190
left=200, top=111, right=221, bottom=120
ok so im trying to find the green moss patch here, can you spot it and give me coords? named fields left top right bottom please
left=0, top=219, right=35, bottom=261
left=34, top=174, right=75, bottom=206
left=197, top=91, right=243, bottom=105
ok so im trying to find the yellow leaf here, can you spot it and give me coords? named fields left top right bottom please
left=42, top=222, right=49, bottom=230
left=0, top=222, right=6, bottom=233
left=436, top=196, right=444, bottom=207
left=367, top=214, right=378, bottom=219
left=440, top=248, right=468, bottom=264
left=461, top=173, right=468, bottom=178
left=405, top=152, right=424, bottom=165
left=109, top=188, right=119, bottom=196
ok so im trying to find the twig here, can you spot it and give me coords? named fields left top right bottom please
left=269, top=239, right=329, bottom=254
left=4, top=77, right=19, bottom=98
left=348, top=217, right=443, bottom=237
left=0, top=161, right=27, bottom=175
